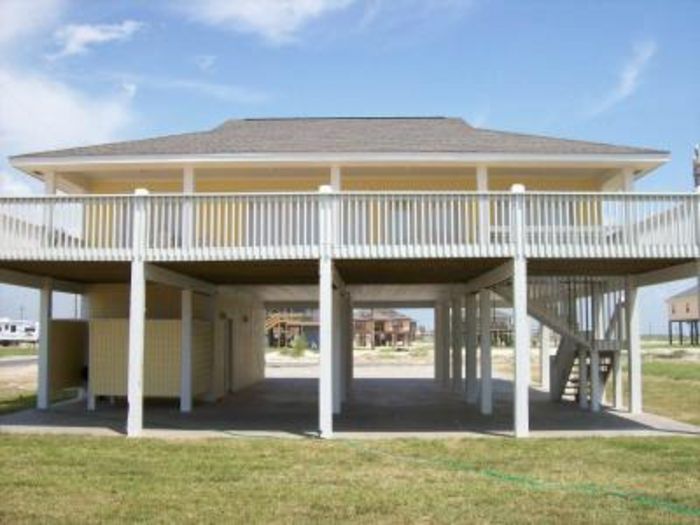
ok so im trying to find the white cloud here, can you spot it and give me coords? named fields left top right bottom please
left=49, top=20, right=144, bottom=59
left=588, top=40, right=657, bottom=117
left=0, top=0, right=66, bottom=51
left=177, top=0, right=355, bottom=44
left=0, top=66, right=134, bottom=194
left=194, top=54, right=217, bottom=72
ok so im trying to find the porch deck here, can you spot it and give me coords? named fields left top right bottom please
left=1, top=363, right=697, bottom=439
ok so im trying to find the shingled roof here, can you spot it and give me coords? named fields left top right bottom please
left=11, top=117, right=667, bottom=160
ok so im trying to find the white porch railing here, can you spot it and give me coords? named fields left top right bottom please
left=0, top=191, right=697, bottom=261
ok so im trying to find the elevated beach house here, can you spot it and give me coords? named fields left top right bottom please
left=2, top=117, right=697, bottom=438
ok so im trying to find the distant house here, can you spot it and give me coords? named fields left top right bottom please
left=354, top=309, right=417, bottom=348
left=266, top=309, right=319, bottom=348
left=666, top=286, right=699, bottom=345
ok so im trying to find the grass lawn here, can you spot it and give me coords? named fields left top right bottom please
left=642, top=360, right=700, bottom=426
left=0, top=435, right=699, bottom=524
left=0, top=344, right=36, bottom=359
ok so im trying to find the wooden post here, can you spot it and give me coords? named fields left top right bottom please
left=539, top=325, right=550, bottom=391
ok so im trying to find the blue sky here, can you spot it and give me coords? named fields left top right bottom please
left=0, top=0, right=698, bottom=331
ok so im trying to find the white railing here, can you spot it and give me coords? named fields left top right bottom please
left=0, top=191, right=697, bottom=261
left=524, top=193, right=698, bottom=258
left=146, top=193, right=320, bottom=260
left=0, top=195, right=134, bottom=260
left=335, top=192, right=513, bottom=258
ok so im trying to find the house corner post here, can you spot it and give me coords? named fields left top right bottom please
left=479, top=289, right=493, bottom=415
left=127, top=188, right=149, bottom=437
left=626, top=276, right=642, bottom=414
left=37, top=277, right=53, bottom=409
left=318, top=185, right=334, bottom=438
left=539, top=325, right=550, bottom=391
left=512, top=184, right=529, bottom=437
left=450, top=294, right=463, bottom=393
left=464, top=292, right=478, bottom=404
left=180, top=288, right=193, bottom=413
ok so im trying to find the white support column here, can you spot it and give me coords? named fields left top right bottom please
left=180, top=289, right=193, bottom=413
left=464, top=293, right=478, bottom=403
left=450, top=295, right=463, bottom=393
left=344, top=293, right=353, bottom=398
left=318, top=184, right=334, bottom=438
left=442, top=300, right=451, bottom=387
left=512, top=184, right=529, bottom=438
left=590, top=349, right=601, bottom=412
left=433, top=304, right=442, bottom=382
left=590, top=285, right=604, bottom=412
left=539, top=325, right=550, bottom=391
left=479, top=289, right=493, bottom=415
left=626, top=278, right=642, bottom=414
left=613, top=351, right=623, bottom=409
left=578, top=349, right=589, bottom=409
left=332, top=288, right=342, bottom=414
left=126, top=189, right=148, bottom=437
left=37, top=278, right=53, bottom=410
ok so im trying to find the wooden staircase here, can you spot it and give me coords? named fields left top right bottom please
left=559, top=349, right=616, bottom=404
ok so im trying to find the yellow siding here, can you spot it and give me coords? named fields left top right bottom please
left=88, top=319, right=214, bottom=398
left=88, top=284, right=210, bottom=320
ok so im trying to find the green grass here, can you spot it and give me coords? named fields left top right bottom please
left=0, top=391, right=36, bottom=415
left=0, top=345, right=36, bottom=359
left=642, top=360, right=700, bottom=426
left=0, top=435, right=699, bottom=523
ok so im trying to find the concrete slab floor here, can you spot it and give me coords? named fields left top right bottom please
left=1, top=363, right=699, bottom=440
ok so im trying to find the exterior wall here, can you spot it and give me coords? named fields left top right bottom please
left=88, top=283, right=210, bottom=319
left=88, top=319, right=213, bottom=398
left=213, top=291, right=266, bottom=397
left=668, top=294, right=699, bottom=321
left=72, top=165, right=609, bottom=195
left=49, top=320, right=87, bottom=392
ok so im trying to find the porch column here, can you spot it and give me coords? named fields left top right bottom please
left=450, top=295, right=463, bottom=393
left=435, top=299, right=451, bottom=387
left=333, top=287, right=343, bottom=413
left=626, top=277, right=642, bottom=414
left=127, top=189, right=148, bottom=437
left=464, top=293, right=478, bottom=403
left=539, top=325, right=550, bottom=391
left=318, top=185, right=334, bottom=438
left=512, top=184, right=529, bottom=437
left=613, top=351, right=624, bottom=409
left=344, top=293, right=353, bottom=398
left=590, top=286, right=604, bottom=412
left=180, top=288, right=193, bottom=413
left=37, top=278, right=53, bottom=410
left=433, top=304, right=442, bottom=382
left=479, top=289, right=493, bottom=415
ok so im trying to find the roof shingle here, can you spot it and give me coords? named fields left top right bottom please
left=11, top=117, right=667, bottom=159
